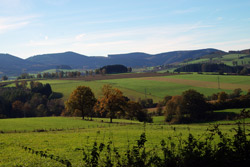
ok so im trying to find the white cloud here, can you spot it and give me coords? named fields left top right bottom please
left=0, top=21, right=29, bottom=33
left=75, top=33, right=86, bottom=41
left=0, top=15, right=37, bottom=34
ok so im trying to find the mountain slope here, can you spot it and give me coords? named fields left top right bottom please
left=0, top=54, right=54, bottom=77
left=0, top=54, right=31, bottom=76
left=1, top=48, right=223, bottom=77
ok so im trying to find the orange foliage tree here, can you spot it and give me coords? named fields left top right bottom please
left=65, top=86, right=96, bottom=119
left=94, top=84, right=126, bottom=123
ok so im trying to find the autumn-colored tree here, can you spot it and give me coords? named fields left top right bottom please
left=1, top=75, right=8, bottom=81
left=156, top=103, right=163, bottom=116
left=37, top=73, right=42, bottom=78
left=20, top=80, right=28, bottom=89
left=77, top=71, right=81, bottom=77
left=95, top=69, right=100, bottom=74
left=95, top=84, right=126, bottom=123
left=101, top=69, right=106, bottom=75
left=218, top=91, right=228, bottom=103
left=12, top=100, right=24, bottom=117
left=164, top=96, right=183, bottom=123
left=65, top=86, right=96, bottom=119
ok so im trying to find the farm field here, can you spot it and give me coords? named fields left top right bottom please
left=1, top=114, right=249, bottom=166
left=34, top=73, right=250, bottom=102
left=181, top=53, right=250, bottom=66
left=2, top=73, right=250, bottom=166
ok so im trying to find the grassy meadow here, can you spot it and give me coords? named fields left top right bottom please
left=34, top=73, right=250, bottom=102
left=1, top=73, right=250, bottom=166
left=1, top=114, right=249, bottom=166
left=181, top=53, right=250, bottom=66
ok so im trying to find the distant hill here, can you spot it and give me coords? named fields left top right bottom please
left=0, top=54, right=54, bottom=77
left=26, top=48, right=221, bottom=69
left=180, top=51, right=250, bottom=67
left=0, top=54, right=30, bottom=76
left=0, top=48, right=228, bottom=77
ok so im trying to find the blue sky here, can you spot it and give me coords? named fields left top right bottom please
left=0, top=0, right=250, bottom=59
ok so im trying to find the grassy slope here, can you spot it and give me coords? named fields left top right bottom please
left=181, top=53, right=250, bottom=66
left=1, top=116, right=248, bottom=166
left=33, top=74, right=250, bottom=102
left=0, top=117, right=141, bottom=133
left=164, top=73, right=250, bottom=85
left=4, top=74, right=250, bottom=103
left=100, top=78, right=233, bottom=98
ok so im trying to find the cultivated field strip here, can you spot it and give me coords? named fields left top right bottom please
left=138, top=77, right=250, bottom=91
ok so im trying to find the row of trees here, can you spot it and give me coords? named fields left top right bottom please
left=175, top=63, right=249, bottom=75
left=99, top=65, right=132, bottom=74
left=157, top=88, right=250, bottom=124
left=17, top=71, right=82, bottom=80
left=1, top=75, right=8, bottom=81
left=16, top=64, right=132, bottom=80
left=0, top=81, right=64, bottom=118
left=64, top=85, right=152, bottom=123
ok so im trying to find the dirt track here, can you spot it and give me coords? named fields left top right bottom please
left=138, top=77, right=250, bottom=91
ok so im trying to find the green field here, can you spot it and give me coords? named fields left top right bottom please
left=1, top=114, right=249, bottom=166
left=164, top=73, right=250, bottom=85
left=181, top=53, right=250, bottom=66
left=2, top=73, right=250, bottom=166
left=33, top=74, right=250, bottom=103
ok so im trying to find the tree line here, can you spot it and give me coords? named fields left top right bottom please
left=175, top=63, right=249, bottom=75
left=64, top=84, right=152, bottom=123
left=154, top=88, right=250, bottom=124
left=0, top=81, right=64, bottom=118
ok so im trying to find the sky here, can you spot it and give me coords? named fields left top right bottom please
left=0, top=0, right=250, bottom=59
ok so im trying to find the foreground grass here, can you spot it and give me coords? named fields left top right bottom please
left=0, top=116, right=249, bottom=166
left=0, top=117, right=140, bottom=133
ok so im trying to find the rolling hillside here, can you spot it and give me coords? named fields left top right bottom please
left=180, top=52, right=250, bottom=67
left=0, top=48, right=227, bottom=77
left=26, top=48, right=221, bottom=68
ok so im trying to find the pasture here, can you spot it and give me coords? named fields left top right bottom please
left=181, top=53, right=250, bottom=66
left=1, top=115, right=249, bottom=166
left=1, top=73, right=250, bottom=166
left=35, top=73, right=250, bottom=102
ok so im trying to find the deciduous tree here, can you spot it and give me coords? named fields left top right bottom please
left=95, top=84, right=126, bottom=123
left=165, top=96, right=183, bottom=123
left=65, top=86, right=96, bottom=119
left=181, top=89, right=208, bottom=120
left=218, top=91, right=228, bottom=103
left=1, top=75, right=8, bottom=81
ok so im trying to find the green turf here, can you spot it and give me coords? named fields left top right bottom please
left=0, top=117, right=141, bottom=133
left=213, top=108, right=250, bottom=114
left=100, top=78, right=234, bottom=98
left=165, top=73, right=250, bottom=85
left=1, top=116, right=247, bottom=166
left=4, top=74, right=250, bottom=103
left=181, top=54, right=250, bottom=66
